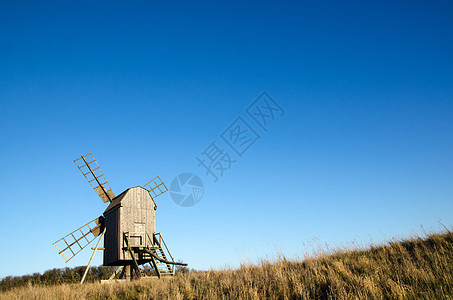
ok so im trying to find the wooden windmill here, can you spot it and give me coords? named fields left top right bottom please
left=53, top=153, right=187, bottom=283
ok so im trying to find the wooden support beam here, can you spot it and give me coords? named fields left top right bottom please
left=109, top=266, right=124, bottom=280
left=80, top=228, right=106, bottom=284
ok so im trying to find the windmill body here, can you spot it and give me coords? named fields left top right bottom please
left=53, top=153, right=187, bottom=281
left=103, top=186, right=156, bottom=266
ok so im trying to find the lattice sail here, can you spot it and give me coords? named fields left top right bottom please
left=74, top=153, right=115, bottom=203
left=143, top=176, right=168, bottom=199
left=53, top=217, right=104, bottom=263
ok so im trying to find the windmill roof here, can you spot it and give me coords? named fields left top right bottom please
left=103, top=186, right=153, bottom=213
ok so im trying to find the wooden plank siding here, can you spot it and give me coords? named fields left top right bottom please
left=103, top=208, right=120, bottom=265
left=103, top=186, right=156, bottom=266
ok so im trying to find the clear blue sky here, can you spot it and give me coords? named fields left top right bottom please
left=0, top=1, right=452, bottom=278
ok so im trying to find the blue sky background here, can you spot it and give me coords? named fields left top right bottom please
left=0, top=1, right=452, bottom=278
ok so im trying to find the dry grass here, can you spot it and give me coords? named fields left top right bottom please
left=2, top=230, right=452, bottom=299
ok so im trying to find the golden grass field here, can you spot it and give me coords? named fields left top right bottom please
left=1, top=230, right=452, bottom=299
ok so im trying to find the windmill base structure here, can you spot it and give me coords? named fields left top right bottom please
left=53, top=153, right=187, bottom=283
left=83, top=228, right=187, bottom=283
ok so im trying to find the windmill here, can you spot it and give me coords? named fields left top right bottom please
left=53, top=153, right=187, bottom=283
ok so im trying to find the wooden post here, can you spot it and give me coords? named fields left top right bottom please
left=125, top=265, right=131, bottom=281
left=80, top=228, right=106, bottom=284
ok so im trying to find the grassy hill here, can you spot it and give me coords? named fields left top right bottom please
left=1, top=230, right=452, bottom=299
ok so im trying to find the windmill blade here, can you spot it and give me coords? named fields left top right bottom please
left=143, top=176, right=168, bottom=200
left=74, top=153, right=115, bottom=203
left=53, top=216, right=104, bottom=263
